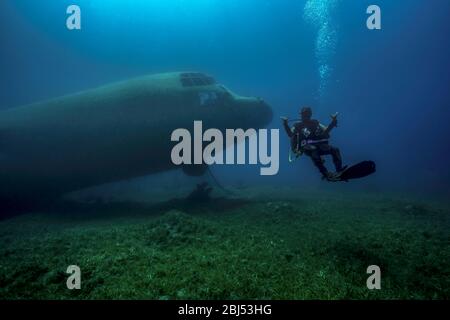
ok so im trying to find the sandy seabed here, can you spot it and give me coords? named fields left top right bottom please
left=0, top=186, right=448, bottom=299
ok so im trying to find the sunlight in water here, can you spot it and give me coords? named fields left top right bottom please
left=303, top=0, right=339, bottom=98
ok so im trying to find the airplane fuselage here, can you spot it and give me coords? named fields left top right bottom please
left=0, top=72, right=272, bottom=205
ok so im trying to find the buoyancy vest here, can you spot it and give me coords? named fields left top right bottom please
left=291, top=120, right=329, bottom=153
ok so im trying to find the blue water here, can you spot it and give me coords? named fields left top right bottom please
left=1, top=0, right=449, bottom=197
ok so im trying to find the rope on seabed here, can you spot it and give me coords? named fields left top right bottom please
left=206, top=166, right=235, bottom=196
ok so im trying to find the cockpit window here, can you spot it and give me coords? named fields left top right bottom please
left=180, top=73, right=216, bottom=87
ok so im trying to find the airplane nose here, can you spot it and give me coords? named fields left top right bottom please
left=235, top=96, right=273, bottom=127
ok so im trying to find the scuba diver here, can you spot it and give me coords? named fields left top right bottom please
left=282, top=107, right=345, bottom=182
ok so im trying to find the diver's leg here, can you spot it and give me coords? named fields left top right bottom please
left=330, top=146, right=343, bottom=172
left=309, top=150, right=328, bottom=176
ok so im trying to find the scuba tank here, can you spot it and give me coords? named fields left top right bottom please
left=288, top=132, right=303, bottom=163
left=286, top=119, right=303, bottom=163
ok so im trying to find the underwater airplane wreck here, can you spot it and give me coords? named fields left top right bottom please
left=0, top=72, right=273, bottom=211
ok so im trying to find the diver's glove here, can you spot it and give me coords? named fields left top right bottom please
left=330, top=112, right=339, bottom=127
left=280, top=116, right=288, bottom=124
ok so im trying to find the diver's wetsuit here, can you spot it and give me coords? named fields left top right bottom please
left=283, top=119, right=342, bottom=177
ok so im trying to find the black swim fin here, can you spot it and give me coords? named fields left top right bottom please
left=336, top=161, right=376, bottom=181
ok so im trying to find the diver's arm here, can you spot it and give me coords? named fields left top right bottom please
left=281, top=117, right=294, bottom=137
left=324, top=122, right=336, bottom=135
left=324, top=113, right=338, bottom=135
